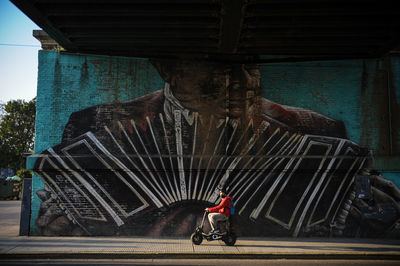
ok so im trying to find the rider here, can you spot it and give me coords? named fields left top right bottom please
left=205, top=189, right=232, bottom=234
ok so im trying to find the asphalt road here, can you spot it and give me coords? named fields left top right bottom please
left=0, top=259, right=399, bottom=266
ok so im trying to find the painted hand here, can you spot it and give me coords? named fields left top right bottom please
left=35, top=189, right=85, bottom=236
left=350, top=174, right=400, bottom=237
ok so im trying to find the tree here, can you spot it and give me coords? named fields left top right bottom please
left=0, top=98, right=36, bottom=171
left=0, top=102, right=5, bottom=121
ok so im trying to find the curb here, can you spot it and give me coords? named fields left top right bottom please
left=2, top=252, right=400, bottom=260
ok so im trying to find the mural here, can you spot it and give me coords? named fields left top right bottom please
left=33, top=59, right=400, bottom=237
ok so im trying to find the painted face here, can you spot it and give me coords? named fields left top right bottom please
left=228, top=64, right=260, bottom=118
left=169, top=61, right=228, bottom=116
left=169, top=61, right=260, bottom=118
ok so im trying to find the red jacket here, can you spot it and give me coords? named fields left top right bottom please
left=209, top=196, right=232, bottom=217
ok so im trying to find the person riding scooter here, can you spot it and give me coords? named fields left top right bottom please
left=205, top=189, right=232, bottom=234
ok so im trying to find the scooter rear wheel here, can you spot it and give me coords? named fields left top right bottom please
left=191, top=232, right=203, bottom=245
left=223, top=232, right=236, bottom=246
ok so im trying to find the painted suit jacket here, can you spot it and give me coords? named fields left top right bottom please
left=61, top=89, right=348, bottom=142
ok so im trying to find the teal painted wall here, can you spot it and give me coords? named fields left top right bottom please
left=34, top=51, right=163, bottom=153
left=260, top=57, right=399, bottom=171
left=29, top=51, right=400, bottom=236
left=261, top=60, right=363, bottom=144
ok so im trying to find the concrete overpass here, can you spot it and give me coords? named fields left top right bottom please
left=10, top=0, right=400, bottom=62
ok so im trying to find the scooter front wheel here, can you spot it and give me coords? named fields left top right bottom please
left=223, top=232, right=236, bottom=246
left=191, top=232, right=203, bottom=245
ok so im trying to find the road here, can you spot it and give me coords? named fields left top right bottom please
left=0, top=259, right=399, bottom=265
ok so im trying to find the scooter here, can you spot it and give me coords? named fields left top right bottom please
left=190, top=211, right=237, bottom=246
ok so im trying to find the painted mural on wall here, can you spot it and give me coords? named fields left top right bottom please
left=33, top=59, right=400, bottom=237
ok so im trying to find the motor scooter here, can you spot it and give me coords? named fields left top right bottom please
left=190, top=211, right=236, bottom=246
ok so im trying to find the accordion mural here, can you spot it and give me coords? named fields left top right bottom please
left=31, top=51, right=400, bottom=237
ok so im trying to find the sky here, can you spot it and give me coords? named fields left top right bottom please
left=0, top=0, right=41, bottom=103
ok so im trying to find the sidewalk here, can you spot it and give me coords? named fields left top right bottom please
left=1, top=236, right=400, bottom=260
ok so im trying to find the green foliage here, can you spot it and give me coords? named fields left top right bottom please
left=16, top=168, right=33, bottom=179
left=0, top=98, right=36, bottom=171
